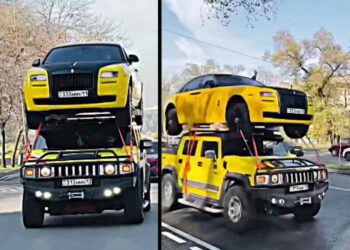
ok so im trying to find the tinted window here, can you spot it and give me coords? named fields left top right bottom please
left=181, top=77, right=204, bottom=92
left=201, top=141, right=219, bottom=157
left=222, top=138, right=252, bottom=156
left=34, top=121, right=129, bottom=150
left=215, top=75, right=264, bottom=87
left=182, top=140, right=198, bottom=156
left=44, top=45, right=125, bottom=64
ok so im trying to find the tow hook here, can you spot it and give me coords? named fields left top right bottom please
left=295, top=197, right=312, bottom=205
left=63, top=191, right=85, bottom=200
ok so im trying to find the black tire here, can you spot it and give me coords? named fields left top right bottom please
left=283, top=125, right=309, bottom=139
left=22, top=192, right=44, bottom=228
left=162, top=174, right=178, bottom=212
left=165, top=108, right=182, bottom=136
left=26, top=111, right=43, bottom=130
left=345, top=152, right=350, bottom=161
left=123, top=171, right=144, bottom=224
left=226, top=102, right=253, bottom=136
left=293, top=202, right=321, bottom=221
left=136, top=97, right=143, bottom=126
left=143, top=174, right=151, bottom=212
left=223, top=186, right=255, bottom=233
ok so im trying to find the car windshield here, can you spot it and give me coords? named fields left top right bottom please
left=43, top=45, right=125, bottom=64
left=215, top=75, right=265, bottom=87
left=34, top=120, right=131, bottom=150
left=146, top=142, right=158, bottom=154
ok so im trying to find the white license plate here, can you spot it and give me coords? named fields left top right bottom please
left=58, top=90, right=88, bottom=98
left=289, top=184, right=309, bottom=192
left=62, top=178, right=92, bottom=187
left=287, top=108, right=305, bottom=115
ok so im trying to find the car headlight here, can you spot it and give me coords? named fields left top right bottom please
left=40, top=166, right=52, bottom=178
left=101, top=71, right=118, bottom=78
left=30, top=74, right=47, bottom=81
left=320, top=169, right=327, bottom=181
left=104, top=164, right=116, bottom=175
left=271, top=173, right=283, bottom=185
left=255, top=174, right=269, bottom=185
left=120, top=163, right=134, bottom=174
left=260, top=91, right=274, bottom=97
left=313, top=171, right=318, bottom=180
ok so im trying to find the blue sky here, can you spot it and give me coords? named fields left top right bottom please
left=162, top=0, right=350, bottom=78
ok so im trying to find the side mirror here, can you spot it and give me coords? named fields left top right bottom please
left=128, top=54, right=139, bottom=64
left=140, top=139, right=153, bottom=151
left=204, top=80, right=215, bottom=88
left=204, top=150, right=216, bottom=160
left=32, top=58, right=41, bottom=67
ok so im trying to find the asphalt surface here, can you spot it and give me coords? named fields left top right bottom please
left=303, top=149, right=350, bottom=166
left=162, top=173, right=350, bottom=250
left=0, top=171, right=158, bottom=250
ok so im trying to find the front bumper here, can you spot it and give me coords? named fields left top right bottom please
left=22, top=175, right=136, bottom=202
left=251, top=181, right=328, bottom=208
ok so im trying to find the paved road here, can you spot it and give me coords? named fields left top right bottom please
left=0, top=171, right=158, bottom=250
left=162, top=173, right=350, bottom=250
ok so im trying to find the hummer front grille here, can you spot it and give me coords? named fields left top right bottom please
left=284, top=170, right=320, bottom=184
left=53, top=164, right=102, bottom=178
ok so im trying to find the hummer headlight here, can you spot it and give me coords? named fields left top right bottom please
left=104, top=164, right=116, bottom=175
left=40, top=166, right=52, bottom=177
left=271, top=174, right=278, bottom=184
left=313, top=171, right=318, bottom=180
left=120, top=163, right=133, bottom=174
left=30, top=74, right=47, bottom=81
left=101, top=71, right=118, bottom=78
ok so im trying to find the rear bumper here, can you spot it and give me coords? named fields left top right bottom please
left=22, top=175, right=136, bottom=202
left=251, top=181, right=328, bottom=208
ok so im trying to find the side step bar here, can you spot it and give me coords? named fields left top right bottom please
left=178, top=198, right=223, bottom=214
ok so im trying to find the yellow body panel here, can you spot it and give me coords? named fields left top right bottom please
left=24, top=64, right=130, bottom=112
left=171, top=85, right=313, bottom=125
left=162, top=135, right=298, bottom=200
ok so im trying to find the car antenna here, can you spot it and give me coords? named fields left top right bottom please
left=251, top=70, right=257, bottom=80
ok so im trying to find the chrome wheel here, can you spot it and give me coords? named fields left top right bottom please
left=228, top=196, right=242, bottom=223
left=163, top=181, right=173, bottom=201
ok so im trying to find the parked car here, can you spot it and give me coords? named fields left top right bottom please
left=146, top=141, right=158, bottom=181
left=165, top=74, right=313, bottom=138
left=329, top=138, right=350, bottom=156
left=342, top=148, right=350, bottom=161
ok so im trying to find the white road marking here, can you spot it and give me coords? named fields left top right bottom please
left=190, top=247, right=203, bottom=250
left=162, top=231, right=186, bottom=244
left=162, top=222, right=221, bottom=250
left=329, top=186, right=350, bottom=192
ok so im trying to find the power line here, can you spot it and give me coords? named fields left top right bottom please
left=163, top=61, right=265, bottom=69
left=162, top=28, right=272, bottom=64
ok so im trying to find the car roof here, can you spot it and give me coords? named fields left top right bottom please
left=52, top=42, right=122, bottom=50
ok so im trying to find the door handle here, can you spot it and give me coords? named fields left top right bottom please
left=197, top=161, right=202, bottom=167
left=190, top=91, right=201, bottom=95
left=178, top=159, right=183, bottom=164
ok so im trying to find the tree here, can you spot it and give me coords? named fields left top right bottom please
left=266, top=28, right=350, bottom=141
left=201, top=0, right=282, bottom=26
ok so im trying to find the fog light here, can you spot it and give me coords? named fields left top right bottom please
left=271, top=198, right=277, bottom=204
left=322, top=192, right=325, bottom=197
left=113, top=187, right=121, bottom=195
left=318, top=194, right=323, bottom=200
left=43, top=192, right=51, bottom=199
left=278, top=199, right=285, bottom=205
left=104, top=189, right=113, bottom=197
left=35, top=191, right=42, bottom=198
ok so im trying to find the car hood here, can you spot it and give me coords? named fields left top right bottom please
left=40, top=61, right=120, bottom=75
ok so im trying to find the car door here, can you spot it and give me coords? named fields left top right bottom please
left=200, top=75, right=218, bottom=123
left=175, top=76, right=204, bottom=124
left=200, top=138, right=225, bottom=202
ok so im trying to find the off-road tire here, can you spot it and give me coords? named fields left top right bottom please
left=26, top=111, right=44, bottom=130
left=293, top=202, right=321, bottom=221
left=283, top=124, right=309, bottom=139
left=143, top=174, right=151, bottom=212
left=166, top=108, right=182, bottom=136
left=162, top=174, right=178, bottom=212
left=123, top=171, right=144, bottom=224
left=226, top=102, right=253, bottom=136
left=223, top=186, right=255, bottom=233
left=22, top=192, right=44, bottom=228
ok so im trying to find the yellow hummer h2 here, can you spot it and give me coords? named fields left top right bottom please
left=21, top=115, right=152, bottom=228
left=162, top=131, right=328, bottom=232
